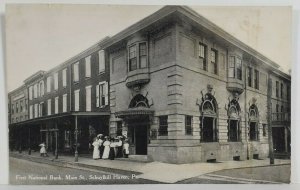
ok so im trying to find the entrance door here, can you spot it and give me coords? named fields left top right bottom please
left=202, top=117, right=215, bottom=142
left=135, top=124, right=148, bottom=155
left=272, top=127, right=285, bottom=152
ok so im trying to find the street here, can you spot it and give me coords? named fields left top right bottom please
left=9, top=157, right=159, bottom=185
left=10, top=157, right=290, bottom=184
left=178, top=164, right=290, bottom=184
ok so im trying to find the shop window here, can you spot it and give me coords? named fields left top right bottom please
left=185, top=115, right=192, bottom=135
left=158, top=116, right=168, bottom=136
left=199, top=43, right=207, bottom=71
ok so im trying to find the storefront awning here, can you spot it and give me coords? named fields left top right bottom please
left=115, top=107, right=154, bottom=118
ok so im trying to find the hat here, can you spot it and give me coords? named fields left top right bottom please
left=104, top=136, right=109, bottom=139
left=97, top=134, right=103, bottom=137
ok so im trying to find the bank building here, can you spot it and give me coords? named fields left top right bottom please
left=8, top=6, right=291, bottom=164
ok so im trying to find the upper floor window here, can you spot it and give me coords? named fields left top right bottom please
left=276, top=81, right=279, bottom=98
left=287, top=86, right=290, bottom=101
left=96, top=81, right=108, bottom=107
left=247, top=67, right=252, bottom=87
left=280, top=83, right=283, bottom=98
left=210, top=49, right=218, bottom=75
left=62, top=68, right=67, bottom=87
left=12, top=104, right=14, bottom=114
left=199, top=43, right=207, bottom=71
left=47, top=99, right=51, bottom=115
left=236, top=57, right=242, bottom=80
left=20, top=101, right=23, bottom=112
left=139, top=42, right=147, bottom=68
left=229, top=56, right=242, bottom=80
left=33, top=83, right=38, bottom=98
left=128, top=42, right=148, bottom=72
left=158, top=115, right=168, bottom=136
left=47, top=76, right=52, bottom=92
left=39, top=102, right=43, bottom=117
left=74, top=89, right=80, bottom=111
left=85, top=56, right=91, bottom=78
left=63, top=94, right=67, bottom=113
left=99, top=50, right=105, bottom=73
left=254, top=70, right=259, bottom=90
left=16, top=102, right=19, bottom=113
left=85, top=85, right=92, bottom=111
left=34, top=103, right=38, bottom=118
left=29, top=86, right=33, bottom=100
left=128, top=45, right=137, bottom=71
left=54, top=72, right=58, bottom=90
left=39, top=81, right=44, bottom=96
left=73, top=62, right=79, bottom=82
left=29, top=105, right=33, bottom=119
left=55, top=97, right=59, bottom=114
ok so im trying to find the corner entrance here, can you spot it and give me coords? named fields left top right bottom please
left=128, top=118, right=149, bottom=155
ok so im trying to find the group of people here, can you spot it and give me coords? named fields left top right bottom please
left=92, top=134, right=129, bottom=160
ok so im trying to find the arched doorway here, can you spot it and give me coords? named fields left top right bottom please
left=249, top=104, right=259, bottom=141
left=200, top=93, right=218, bottom=142
left=228, top=99, right=241, bottom=142
left=123, top=94, right=152, bottom=155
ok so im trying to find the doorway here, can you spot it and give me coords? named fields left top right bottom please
left=249, top=122, right=258, bottom=141
left=202, top=117, right=215, bottom=142
left=128, top=117, right=149, bottom=155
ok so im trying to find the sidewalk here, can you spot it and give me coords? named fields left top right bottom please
left=10, top=151, right=291, bottom=183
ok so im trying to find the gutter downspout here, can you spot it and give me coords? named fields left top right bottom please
left=244, top=62, right=249, bottom=160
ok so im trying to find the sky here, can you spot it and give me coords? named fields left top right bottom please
left=5, top=4, right=292, bottom=92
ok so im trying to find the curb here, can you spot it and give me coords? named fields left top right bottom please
left=10, top=153, right=142, bottom=176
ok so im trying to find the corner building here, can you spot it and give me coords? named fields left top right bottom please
left=106, top=6, right=290, bottom=163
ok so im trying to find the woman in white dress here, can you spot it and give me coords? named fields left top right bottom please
left=92, top=138, right=100, bottom=160
left=102, top=137, right=110, bottom=159
left=39, top=142, right=47, bottom=157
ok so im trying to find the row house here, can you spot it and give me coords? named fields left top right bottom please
left=8, top=6, right=291, bottom=163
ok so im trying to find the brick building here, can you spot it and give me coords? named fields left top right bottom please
left=8, top=6, right=291, bottom=163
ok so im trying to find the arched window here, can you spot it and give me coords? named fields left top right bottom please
left=200, top=93, right=218, bottom=142
left=129, top=94, right=149, bottom=108
left=249, top=104, right=259, bottom=141
left=228, top=99, right=241, bottom=142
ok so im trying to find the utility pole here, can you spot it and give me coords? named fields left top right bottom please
left=267, top=73, right=274, bottom=165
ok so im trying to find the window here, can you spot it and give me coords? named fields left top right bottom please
left=248, top=67, right=252, bottom=87
left=16, top=102, right=18, bottom=113
left=39, top=102, right=43, bottom=117
left=39, top=81, right=44, bottom=96
left=62, top=68, right=67, bottom=87
left=99, top=50, right=105, bottom=73
left=281, top=83, right=283, bottom=98
left=29, top=86, right=33, bottom=100
left=54, top=72, right=58, bottom=90
left=74, top=89, right=80, bottom=111
left=249, top=122, right=258, bottom=141
left=139, top=42, right=147, bottom=68
left=63, top=94, right=67, bottom=112
left=55, top=97, right=59, bottom=114
left=158, top=116, right=168, bottom=136
left=228, top=120, right=240, bottom=142
left=228, top=56, right=235, bottom=78
left=287, top=86, right=290, bottom=101
left=34, top=104, right=38, bottom=118
left=73, top=62, right=79, bottom=82
left=276, top=81, right=279, bottom=97
left=85, top=56, right=91, bottom=77
left=210, top=49, right=218, bottom=74
left=47, top=76, right=52, bottom=92
left=47, top=99, right=51, bottom=116
left=185, top=116, right=192, bottom=135
left=236, top=57, right=242, bottom=80
left=25, top=99, right=28, bottom=111
left=11, top=104, right=14, bottom=114
left=33, top=83, right=38, bottom=98
left=96, top=82, right=108, bottom=107
left=20, top=100, right=23, bottom=112
left=129, top=45, right=137, bottom=71
left=262, top=124, right=267, bottom=137
left=199, top=43, right=207, bottom=70
left=85, top=86, right=91, bottom=111
left=276, top=104, right=279, bottom=120
left=254, top=70, right=259, bottom=89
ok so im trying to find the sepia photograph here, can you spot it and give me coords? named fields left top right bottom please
left=5, top=3, right=292, bottom=185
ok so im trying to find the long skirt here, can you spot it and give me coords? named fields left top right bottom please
left=93, top=146, right=100, bottom=159
left=99, top=145, right=104, bottom=159
left=102, top=146, right=110, bottom=159
left=109, top=147, right=115, bottom=160
left=116, top=147, right=123, bottom=158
